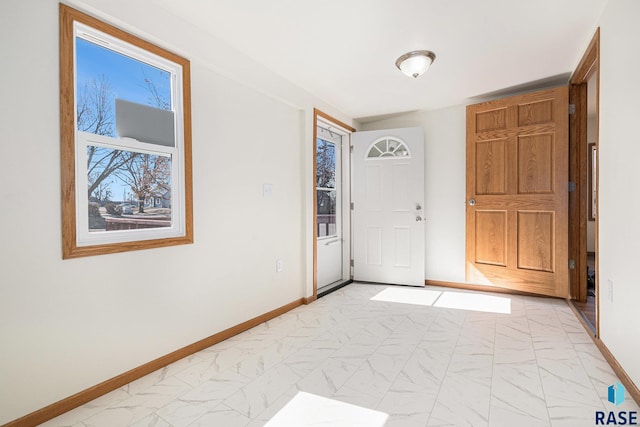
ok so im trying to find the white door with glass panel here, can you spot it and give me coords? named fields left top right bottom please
left=316, top=126, right=345, bottom=288
left=352, top=127, right=425, bottom=286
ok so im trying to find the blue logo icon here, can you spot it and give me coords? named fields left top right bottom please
left=608, top=382, right=625, bottom=406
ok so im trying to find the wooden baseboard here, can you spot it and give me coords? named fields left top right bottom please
left=593, top=337, right=640, bottom=406
left=425, top=280, right=549, bottom=298
left=566, top=301, right=640, bottom=406
left=3, top=298, right=305, bottom=427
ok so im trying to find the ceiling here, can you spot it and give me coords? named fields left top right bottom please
left=154, top=0, right=606, bottom=122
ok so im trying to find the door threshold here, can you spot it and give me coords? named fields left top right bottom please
left=318, top=279, right=353, bottom=298
left=569, top=299, right=597, bottom=336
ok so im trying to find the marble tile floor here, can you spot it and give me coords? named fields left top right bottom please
left=42, top=283, right=639, bottom=427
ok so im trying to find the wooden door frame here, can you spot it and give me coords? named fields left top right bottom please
left=312, top=109, right=355, bottom=302
left=568, top=28, right=599, bottom=329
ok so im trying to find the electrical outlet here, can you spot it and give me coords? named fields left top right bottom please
left=276, top=259, right=283, bottom=272
left=608, top=279, right=614, bottom=302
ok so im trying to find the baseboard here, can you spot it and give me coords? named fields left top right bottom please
left=425, top=279, right=547, bottom=297
left=566, top=301, right=640, bottom=406
left=3, top=298, right=305, bottom=427
left=593, top=337, right=640, bottom=406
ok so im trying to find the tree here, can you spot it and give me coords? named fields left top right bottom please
left=77, top=76, right=132, bottom=198
left=142, top=69, right=171, bottom=110
left=77, top=75, right=115, bottom=136
left=89, top=172, right=113, bottom=204
left=117, top=154, right=171, bottom=213
left=316, top=139, right=336, bottom=188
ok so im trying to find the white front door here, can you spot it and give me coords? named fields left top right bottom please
left=352, top=127, right=425, bottom=286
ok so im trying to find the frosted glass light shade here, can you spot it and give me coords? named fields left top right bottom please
left=395, top=50, right=436, bottom=78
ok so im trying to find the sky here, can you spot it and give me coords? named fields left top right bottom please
left=76, top=36, right=172, bottom=204
left=76, top=37, right=171, bottom=112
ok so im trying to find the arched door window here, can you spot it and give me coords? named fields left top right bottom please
left=366, top=137, right=411, bottom=159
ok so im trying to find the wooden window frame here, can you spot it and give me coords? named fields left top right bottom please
left=60, top=4, right=193, bottom=259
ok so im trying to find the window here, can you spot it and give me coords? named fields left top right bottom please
left=60, top=5, right=193, bottom=258
left=366, top=137, right=410, bottom=158
left=316, top=136, right=338, bottom=238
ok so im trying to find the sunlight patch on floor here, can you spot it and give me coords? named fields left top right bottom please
left=370, top=286, right=511, bottom=314
left=370, top=287, right=442, bottom=306
left=434, top=291, right=511, bottom=314
left=264, top=391, right=388, bottom=427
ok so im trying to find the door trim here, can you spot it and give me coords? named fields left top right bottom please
left=568, top=28, right=600, bottom=333
left=312, top=109, right=355, bottom=302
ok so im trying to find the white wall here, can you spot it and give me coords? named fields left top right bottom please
left=597, top=0, right=640, bottom=390
left=0, top=0, right=353, bottom=423
left=360, top=106, right=467, bottom=283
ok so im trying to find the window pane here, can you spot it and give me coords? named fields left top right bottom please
left=87, top=145, right=172, bottom=232
left=367, top=138, right=411, bottom=158
left=316, top=190, right=337, bottom=237
left=395, top=146, right=409, bottom=157
left=367, top=148, right=382, bottom=158
left=316, top=138, right=336, bottom=188
left=375, top=140, right=387, bottom=153
left=75, top=37, right=172, bottom=138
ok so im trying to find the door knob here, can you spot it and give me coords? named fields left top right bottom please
left=468, top=198, right=476, bottom=206
left=416, top=216, right=424, bottom=222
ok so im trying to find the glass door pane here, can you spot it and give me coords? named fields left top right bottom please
left=317, top=189, right=336, bottom=237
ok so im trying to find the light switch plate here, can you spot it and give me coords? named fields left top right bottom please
left=263, top=183, right=273, bottom=198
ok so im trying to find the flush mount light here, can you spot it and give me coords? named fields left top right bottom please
left=395, top=50, right=436, bottom=78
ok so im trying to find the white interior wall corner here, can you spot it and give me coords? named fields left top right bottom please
left=596, top=0, right=640, bottom=390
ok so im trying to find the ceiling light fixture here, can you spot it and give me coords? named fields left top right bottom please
left=395, top=50, right=436, bottom=78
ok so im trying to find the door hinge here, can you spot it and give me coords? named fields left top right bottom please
left=350, top=202, right=354, bottom=210
left=350, top=145, right=354, bottom=153
left=350, top=259, right=354, bottom=267
left=569, top=259, right=575, bottom=269
left=568, top=181, right=576, bottom=192
left=569, top=104, right=576, bottom=115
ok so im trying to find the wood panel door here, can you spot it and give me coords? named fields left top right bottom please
left=466, top=87, right=569, bottom=298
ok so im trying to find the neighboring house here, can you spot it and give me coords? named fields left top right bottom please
left=145, top=186, right=170, bottom=209
left=159, top=189, right=171, bottom=209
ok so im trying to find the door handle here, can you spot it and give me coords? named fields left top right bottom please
left=416, top=216, right=425, bottom=222
left=468, top=198, right=476, bottom=206
left=324, top=238, right=342, bottom=246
